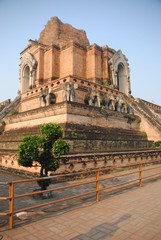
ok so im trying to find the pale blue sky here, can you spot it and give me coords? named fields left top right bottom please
left=0, top=0, right=161, bottom=105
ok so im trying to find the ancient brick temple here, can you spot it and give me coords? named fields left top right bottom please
left=1, top=17, right=161, bottom=165
left=19, top=16, right=132, bottom=113
left=0, top=16, right=161, bottom=173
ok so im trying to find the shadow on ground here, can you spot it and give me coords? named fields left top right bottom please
left=70, top=214, right=131, bottom=240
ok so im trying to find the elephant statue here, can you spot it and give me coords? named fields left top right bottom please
left=87, top=87, right=101, bottom=107
left=59, top=82, right=78, bottom=102
left=40, top=88, right=56, bottom=107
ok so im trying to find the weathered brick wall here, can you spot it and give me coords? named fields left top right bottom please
left=1, top=101, right=148, bottom=153
left=44, top=49, right=52, bottom=80
left=19, top=75, right=128, bottom=112
left=52, top=47, right=60, bottom=80
left=73, top=45, right=86, bottom=78
left=35, top=48, right=44, bottom=82
left=20, top=38, right=114, bottom=91
left=38, top=16, right=90, bottom=47
left=102, top=46, right=109, bottom=83
left=60, top=45, right=73, bottom=77
left=86, top=46, right=96, bottom=80
left=95, top=46, right=102, bottom=80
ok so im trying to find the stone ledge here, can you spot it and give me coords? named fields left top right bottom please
left=0, top=149, right=160, bottom=175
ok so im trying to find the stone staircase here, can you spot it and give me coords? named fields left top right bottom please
left=137, top=99, right=161, bottom=125
left=0, top=96, right=21, bottom=121
left=129, top=99, right=161, bottom=132
left=0, top=99, right=11, bottom=112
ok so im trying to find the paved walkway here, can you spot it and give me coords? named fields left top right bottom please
left=0, top=177, right=161, bottom=240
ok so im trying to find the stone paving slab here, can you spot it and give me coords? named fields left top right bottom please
left=0, top=177, right=161, bottom=240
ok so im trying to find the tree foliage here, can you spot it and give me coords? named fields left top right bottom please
left=18, top=123, right=70, bottom=190
left=152, top=140, right=161, bottom=148
left=18, top=135, right=40, bottom=167
left=53, top=139, right=70, bottom=157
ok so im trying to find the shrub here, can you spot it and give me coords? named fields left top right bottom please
left=142, top=131, right=148, bottom=140
left=53, top=139, right=70, bottom=157
left=0, top=121, right=6, bottom=135
left=1, top=121, right=6, bottom=126
left=152, top=141, right=161, bottom=148
left=0, top=128, right=4, bottom=135
left=18, top=135, right=41, bottom=167
left=18, top=123, right=70, bottom=190
left=10, top=109, right=18, bottom=116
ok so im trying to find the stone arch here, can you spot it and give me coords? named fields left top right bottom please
left=117, top=63, right=127, bottom=94
left=20, top=53, right=37, bottom=93
left=109, top=50, right=131, bottom=96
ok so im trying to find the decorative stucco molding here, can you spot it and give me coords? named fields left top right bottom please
left=20, top=53, right=37, bottom=93
left=109, top=50, right=131, bottom=96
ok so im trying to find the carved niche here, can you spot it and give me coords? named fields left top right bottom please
left=109, top=50, right=131, bottom=96
left=20, top=53, right=37, bottom=93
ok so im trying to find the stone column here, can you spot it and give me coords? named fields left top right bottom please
left=115, top=72, right=118, bottom=88
left=102, top=46, right=108, bottom=84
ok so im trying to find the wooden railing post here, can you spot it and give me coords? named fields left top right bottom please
left=9, top=182, right=14, bottom=229
left=139, top=162, right=142, bottom=187
left=96, top=171, right=99, bottom=202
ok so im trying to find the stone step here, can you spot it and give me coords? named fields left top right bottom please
left=0, top=122, right=152, bottom=153
left=0, top=141, right=20, bottom=150
left=0, top=139, right=153, bottom=153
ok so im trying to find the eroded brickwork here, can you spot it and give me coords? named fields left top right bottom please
left=0, top=16, right=160, bottom=173
left=19, top=17, right=131, bottom=102
left=38, top=16, right=89, bottom=47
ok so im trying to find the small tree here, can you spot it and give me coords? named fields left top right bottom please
left=18, top=123, right=70, bottom=190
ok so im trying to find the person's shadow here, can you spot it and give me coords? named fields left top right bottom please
left=70, top=214, right=131, bottom=240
